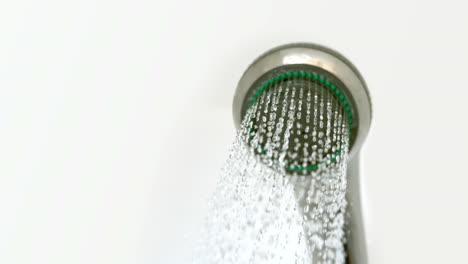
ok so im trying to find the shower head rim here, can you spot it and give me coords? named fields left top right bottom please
left=232, top=42, right=372, bottom=159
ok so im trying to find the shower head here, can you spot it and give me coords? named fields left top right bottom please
left=232, top=43, right=372, bottom=264
left=233, top=43, right=372, bottom=159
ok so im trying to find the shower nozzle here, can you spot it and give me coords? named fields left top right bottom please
left=233, top=43, right=372, bottom=159
left=231, top=42, right=372, bottom=264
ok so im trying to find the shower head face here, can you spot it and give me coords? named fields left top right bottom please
left=233, top=43, right=372, bottom=160
left=242, top=66, right=352, bottom=174
left=245, top=64, right=357, bottom=146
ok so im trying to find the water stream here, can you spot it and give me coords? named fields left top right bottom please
left=195, top=78, right=350, bottom=264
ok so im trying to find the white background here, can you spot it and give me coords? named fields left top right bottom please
left=1, top=1, right=467, bottom=263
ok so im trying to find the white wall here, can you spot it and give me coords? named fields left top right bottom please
left=1, top=1, right=467, bottom=263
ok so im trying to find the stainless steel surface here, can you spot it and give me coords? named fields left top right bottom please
left=232, top=43, right=372, bottom=264
left=346, top=155, right=369, bottom=264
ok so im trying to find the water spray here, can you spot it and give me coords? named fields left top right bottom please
left=232, top=43, right=372, bottom=264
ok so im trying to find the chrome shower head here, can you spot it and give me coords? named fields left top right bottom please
left=233, top=43, right=372, bottom=159
left=231, top=43, right=372, bottom=264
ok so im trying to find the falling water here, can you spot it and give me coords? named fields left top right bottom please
left=195, top=73, right=350, bottom=264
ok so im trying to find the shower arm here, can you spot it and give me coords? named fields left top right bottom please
left=345, top=154, right=368, bottom=264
